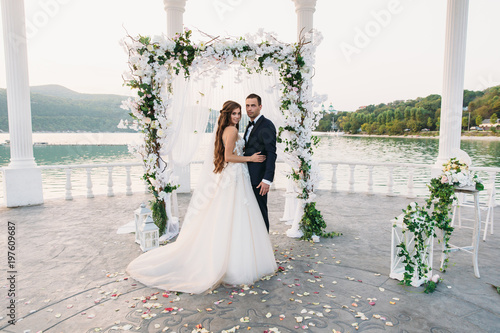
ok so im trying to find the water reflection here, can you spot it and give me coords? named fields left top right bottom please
left=0, top=144, right=135, bottom=166
left=316, top=136, right=440, bottom=164
left=316, top=135, right=500, bottom=168
left=1, top=136, right=499, bottom=202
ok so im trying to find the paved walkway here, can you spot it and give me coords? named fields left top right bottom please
left=0, top=190, right=498, bottom=333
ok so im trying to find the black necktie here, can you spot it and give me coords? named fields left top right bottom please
left=248, top=120, right=255, bottom=127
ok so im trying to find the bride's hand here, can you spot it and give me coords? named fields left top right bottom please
left=249, top=152, right=266, bottom=163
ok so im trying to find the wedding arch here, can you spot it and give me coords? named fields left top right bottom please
left=122, top=28, right=336, bottom=240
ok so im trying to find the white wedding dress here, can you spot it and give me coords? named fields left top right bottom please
left=126, top=137, right=277, bottom=294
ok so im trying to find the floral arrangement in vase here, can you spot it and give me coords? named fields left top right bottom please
left=439, top=157, right=484, bottom=190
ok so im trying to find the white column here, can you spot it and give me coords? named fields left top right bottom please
left=436, top=0, right=470, bottom=168
left=287, top=0, right=317, bottom=239
left=163, top=0, right=187, bottom=38
left=292, top=0, right=317, bottom=41
left=1, top=0, right=43, bottom=207
left=163, top=0, right=190, bottom=192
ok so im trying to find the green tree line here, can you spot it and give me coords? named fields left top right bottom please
left=316, top=85, right=500, bottom=134
left=1, top=84, right=498, bottom=134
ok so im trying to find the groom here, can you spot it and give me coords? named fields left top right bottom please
left=244, top=93, right=277, bottom=232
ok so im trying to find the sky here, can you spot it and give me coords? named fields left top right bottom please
left=0, top=0, right=499, bottom=111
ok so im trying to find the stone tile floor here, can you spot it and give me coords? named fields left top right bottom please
left=0, top=190, right=498, bottom=332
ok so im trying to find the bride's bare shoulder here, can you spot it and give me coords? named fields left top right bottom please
left=223, top=126, right=238, bottom=134
left=222, top=126, right=239, bottom=146
left=223, top=126, right=238, bottom=139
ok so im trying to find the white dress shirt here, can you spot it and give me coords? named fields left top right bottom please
left=245, top=114, right=262, bottom=142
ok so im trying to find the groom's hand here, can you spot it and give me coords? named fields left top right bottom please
left=257, top=182, right=270, bottom=196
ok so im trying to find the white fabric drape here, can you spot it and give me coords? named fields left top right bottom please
left=163, top=76, right=212, bottom=166
left=164, top=65, right=284, bottom=179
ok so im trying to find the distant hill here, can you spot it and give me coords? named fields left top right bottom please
left=0, top=85, right=134, bottom=132
left=30, top=85, right=127, bottom=102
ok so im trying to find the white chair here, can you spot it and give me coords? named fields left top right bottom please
left=451, top=174, right=496, bottom=241
left=482, top=185, right=495, bottom=240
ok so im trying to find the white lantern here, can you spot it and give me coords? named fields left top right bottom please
left=139, top=215, right=159, bottom=252
left=134, top=203, right=151, bottom=244
left=390, top=213, right=434, bottom=287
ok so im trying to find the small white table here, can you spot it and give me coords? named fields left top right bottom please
left=440, top=187, right=481, bottom=278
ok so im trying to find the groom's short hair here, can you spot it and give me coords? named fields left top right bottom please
left=246, top=93, right=262, bottom=106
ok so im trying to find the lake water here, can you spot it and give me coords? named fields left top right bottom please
left=1, top=133, right=499, bottom=202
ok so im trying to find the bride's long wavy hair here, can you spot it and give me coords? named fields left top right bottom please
left=213, top=100, right=241, bottom=174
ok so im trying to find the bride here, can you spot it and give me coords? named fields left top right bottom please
left=126, top=100, right=277, bottom=294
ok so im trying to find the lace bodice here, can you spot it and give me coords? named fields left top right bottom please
left=224, top=136, right=250, bottom=181
left=234, top=137, right=245, bottom=156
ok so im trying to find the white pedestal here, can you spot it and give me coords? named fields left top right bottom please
left=3, top=167, right=43, bottom=207
left=280, top=191, right=298, bottom=225
left=390, top=213, right=434, bottom=287
left=280, top=177, right=299, bottom=225
left=174, top=164, right=191, bottom=194
left=286, top=199, right=304, bottom=238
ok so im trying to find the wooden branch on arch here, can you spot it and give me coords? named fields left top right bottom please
left=296, top=27, right=313, bottom=49
left=195, top=28, right=220, bottom=46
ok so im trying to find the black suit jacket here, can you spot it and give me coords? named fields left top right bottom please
left=244, top=115, right=277, bottom=186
